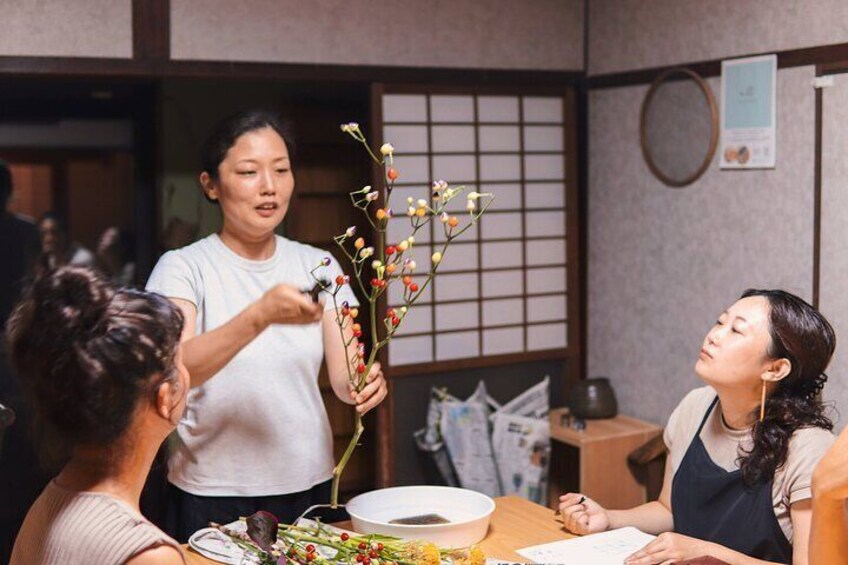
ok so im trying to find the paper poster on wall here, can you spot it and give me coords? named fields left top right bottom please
left=720, top=54, right=777, bottom=169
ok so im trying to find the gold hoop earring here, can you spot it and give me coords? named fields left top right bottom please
left=759, top=380, right=767, bottom=423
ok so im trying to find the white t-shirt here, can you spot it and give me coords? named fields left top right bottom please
left=146, top=234, right=357, bottom=497
left=664, top=386, right=835, bottom=542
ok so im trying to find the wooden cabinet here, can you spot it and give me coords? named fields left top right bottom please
left=548, top=408, right=662, bottom=510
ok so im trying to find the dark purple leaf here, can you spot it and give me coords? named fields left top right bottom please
left=246, top=510, right=279, bottom=553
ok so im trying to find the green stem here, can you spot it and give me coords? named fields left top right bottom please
left=331, top=411, right=364, bottom=508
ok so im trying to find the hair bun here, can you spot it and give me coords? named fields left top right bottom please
left=32, top=267, right=115, bottom=345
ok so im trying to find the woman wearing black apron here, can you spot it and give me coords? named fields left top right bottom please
left=559, top=289, right=836, bottom=565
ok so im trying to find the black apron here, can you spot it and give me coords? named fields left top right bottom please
left=671, top=397, right=793, bottom=563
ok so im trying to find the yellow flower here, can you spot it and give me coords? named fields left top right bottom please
left=380, top=143, right=395, bottom=156
left=431, top=252, right=442, bottom=264
left=400, top=542, right=441, bottom=565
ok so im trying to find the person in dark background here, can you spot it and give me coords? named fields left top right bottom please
left=36, top=212, right=96, bottom=273
left=0, top=158, right=48, bottom=563
left=96, top=225, right=137, bottom=287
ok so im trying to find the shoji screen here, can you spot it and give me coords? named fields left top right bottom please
left=376, top=89, right=577, bottom=370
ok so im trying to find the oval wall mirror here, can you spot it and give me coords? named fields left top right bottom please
left=640, top=67, right=719, bottom=188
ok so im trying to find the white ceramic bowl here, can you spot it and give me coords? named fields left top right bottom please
left=346, top=486, right=495, bottom=548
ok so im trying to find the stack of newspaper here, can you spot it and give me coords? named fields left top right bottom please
left=414, top=377, right=551, bottom=504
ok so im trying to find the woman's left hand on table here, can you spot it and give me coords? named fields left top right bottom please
left=351, top=361, right=387, bottom=415
left=624, top=532, right=713, bottom=565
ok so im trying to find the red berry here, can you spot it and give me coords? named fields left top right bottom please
left=387, top=167, right=399, bottom=181
left=357, top=364, right=366, bottom=374
left=402, top=276, right=412, bottom=286
left=371, top=278, right=380, bottom=287
left=306, top=552, right=316, bottom=562
left=391, top=316, right=400, bottom=326
left=336, top=275, right=346, bottom=285
left=386, top=308, right=395, bottom=318
left=363, top=558, right=371, bottom=565
left=356, top=554, right=364, bottom=562
left=341, top=533, right=350, bottom=541
left=354, top=329, right=363, bottom=338
left=305, top=544, right=315, bottom=552
left=409, top=283, right=419, bottom=292
left=369, top=550, right=378, bottom=558
left=386, top=246, right=396, bottom=256
left=342, top=307, right=350, bottom=316
left=358, top=542, right=368, bottom=550
left=377, top=543, right=384, bottom=551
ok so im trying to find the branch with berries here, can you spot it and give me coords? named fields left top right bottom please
left=309, top=123, right=494, bottom=508
left=216, top=511, right=485, bottom=565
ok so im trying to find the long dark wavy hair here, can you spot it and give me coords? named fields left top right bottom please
left=738, top=289, right=835, bottom=485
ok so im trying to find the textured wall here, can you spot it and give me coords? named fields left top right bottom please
left=819, top=74, right=848, bottom=428
left=171, top=0, right=584, bottom=70
left=0, top=0, right=132, bottom=58
left=587, top=67, right=816, bottom=426
left=589, top=0, right=848, bottom=75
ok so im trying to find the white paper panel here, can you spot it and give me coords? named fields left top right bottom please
left=482, top=183, right=522, bottom=211
left=393, top=305, right=432, bottom=335
left=383, top=125, right=429, bottom=153
left=388, top=274, right=432, bottom=304
left=482, top=241, right=523, bottom=269
left=480, top=154, right=522, bottom=182
left=525, top=211, right=565, bottom=237
left=526, top=238, right=566, bottom=266
left=483, top=298, right=524, bottom=326
left=436, top=302, right=479, bottom=331
left=527, top=323, right=567, bottom=351
left=391, top=155, right=431, bottom=183
left=525, top=182, right=565, bottom=208
left=524, top=154, right=565, bottom=180
left=522, top=97, right=563, bottom=123
left=389, top=335, right=433, bottom=365
left=383, top=95, right=428, bottom=123
left=478, top=96, right=519, bottom=123
left=431, top=125, right=476, bottom=153
left=527, top=295, right=566, bottom=322
left=432, top=155, right=477, bottom=183
left=387, top=215, right=429, bottom=245
left=483, top=326, right=524, bottom=355
left=434, top=273, right=479, bottom=301
left=438, top=242, right=478, bottom=272
left=479, top=125, right=521, bottom=152
left=527, top=267, right=567, bottom=294
left=524, top=126, right=565, bottom=152
left=482, top=269, right=523, bottom=298
left=430, top=95, right=475, bottom=123
left=436, top=330, right=480, bottom=361
left=481, top=212, right=522, bottom=240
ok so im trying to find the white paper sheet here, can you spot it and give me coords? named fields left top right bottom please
left=516, top=527, right=656, bottom=564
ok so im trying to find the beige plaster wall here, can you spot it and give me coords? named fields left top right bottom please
left=0, top=0, right=132, bottom=58
left=589, top=0, right=848, bottom=75
left=171, top=0, right=584, bottom=70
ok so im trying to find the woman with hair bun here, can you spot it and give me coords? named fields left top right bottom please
left=7, top=266, right=188, bottom=565
left=146, top=109, right=387, bottom=540
left=559, top=289, right=836, bottom=565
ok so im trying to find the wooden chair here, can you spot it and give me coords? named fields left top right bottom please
left=627, top=433, right=667, bottom=501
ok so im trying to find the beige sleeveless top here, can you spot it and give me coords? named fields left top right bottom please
left=10, top=481, right=186, bottom=564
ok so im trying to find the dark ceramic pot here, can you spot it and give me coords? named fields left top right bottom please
left=569, top=377, right=618, bottom=419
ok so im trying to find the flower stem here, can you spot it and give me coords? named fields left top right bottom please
left=331, top=411, right=364, bottom=507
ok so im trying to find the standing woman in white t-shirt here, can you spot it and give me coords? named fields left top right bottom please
left=146, top=110, right=387, bottom=542
left=559, top=289, right=836, bottom=565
